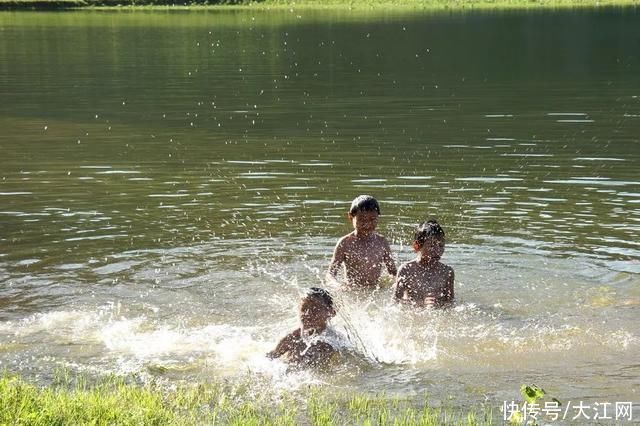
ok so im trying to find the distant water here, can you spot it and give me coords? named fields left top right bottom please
left=0, top=7, right=639, bottom=415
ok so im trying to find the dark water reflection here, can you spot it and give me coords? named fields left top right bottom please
left=1, top=9, right=639, bottom=266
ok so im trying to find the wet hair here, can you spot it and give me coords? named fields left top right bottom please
left=304, top=287, right=334, bottom=309
left=414, top=219, right=445, bottom=247
left=348, top=195, right=380, bottom=216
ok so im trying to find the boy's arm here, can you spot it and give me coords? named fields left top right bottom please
left=392, top=264, right=408, bottom=301
left=266, top=332, right=295, bottom=359
left=326, top=239, right=346, bottom=281
left=383, top=239, right=397, bottom=277
left=445, top=268, right=455, bottom=302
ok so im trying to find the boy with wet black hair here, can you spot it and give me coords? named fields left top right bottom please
left=267, top=288, right=338, bottom=367
left=327, top=195, right=397, bottom=288
left=393, top=219, right=454, bottom=307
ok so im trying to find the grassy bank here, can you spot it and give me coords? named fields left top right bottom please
left=0, top=0, right=638, bottom=10
left=0, top=372, right=493, bottom=425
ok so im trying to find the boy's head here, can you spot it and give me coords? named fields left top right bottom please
left=348, top=195, right=380, bottom=235
left=299, top=287, right=336, bottom=330
left=413, top=220, right=445, bottom=259
left=348, top=195, right=380, bottom=217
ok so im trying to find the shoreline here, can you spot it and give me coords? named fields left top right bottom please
left=1, top=372, right=493, bottom=425
left=1, top=0, right=638, bottom=11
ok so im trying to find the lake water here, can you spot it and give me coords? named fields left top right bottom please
left=0, top=7, right=639, bottom=418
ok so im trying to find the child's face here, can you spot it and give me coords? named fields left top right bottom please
left=299, top=297, right=336, bottom=331
left=416, top=237, right=445, bottom=259
left=350, top=210, right=379, bottom=235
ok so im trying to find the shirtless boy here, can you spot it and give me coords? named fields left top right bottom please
left=327, top=195, right=397, bottom=288
left=267, top=288, right=337, bottom=367
left=393, top=220, right=454, bottom=307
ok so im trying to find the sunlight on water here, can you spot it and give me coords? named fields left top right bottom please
left=1, top=237, right=638, bottom=404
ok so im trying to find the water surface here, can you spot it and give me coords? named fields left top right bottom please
left=0, top=7, right=639, bottom=416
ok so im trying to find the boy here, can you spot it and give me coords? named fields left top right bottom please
left=327, top=195, right=397, bottom=288
left=393, top=220, right=454, bottom=307
left=267, top=288, right=338, bottom=367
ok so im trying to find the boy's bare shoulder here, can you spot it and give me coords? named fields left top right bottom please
left=439, top=262, right=454, bottom=274
left=398, top=260, right=419, bottom=274
left=336, top=232, right=357, bottom=245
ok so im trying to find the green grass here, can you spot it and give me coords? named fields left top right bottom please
left=0, top=0, right=638, bottom=10
left=0, top=371, right=493, bottom=425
